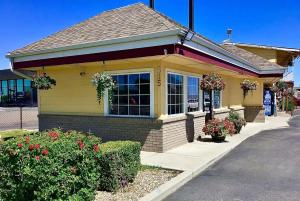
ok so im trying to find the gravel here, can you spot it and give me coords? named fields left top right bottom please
left=95, top=167, right=180, bottom=201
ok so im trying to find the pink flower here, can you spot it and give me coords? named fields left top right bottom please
left=41, top=149, right=49, bottom=156
left=35, top=156, right=40, bottom=161
left=17, top=143, right=23, bottom=148
left=35, top=144, right=40, bottom=150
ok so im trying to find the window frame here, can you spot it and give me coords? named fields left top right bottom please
left=166, top=70, right=203, bottom=116
left=104, top=69, right=154, bottom=118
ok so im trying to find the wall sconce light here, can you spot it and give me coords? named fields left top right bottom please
left=80, top=72, right=86, bottom=77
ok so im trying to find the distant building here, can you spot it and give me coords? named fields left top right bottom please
left=0, top=69, right=37, bottom=106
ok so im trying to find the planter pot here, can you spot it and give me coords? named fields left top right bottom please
left=211, top=135, right=226, bottom=142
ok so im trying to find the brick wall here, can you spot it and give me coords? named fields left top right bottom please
left=213, top=109, right=230, bottom=119
left=39, top=112, right=206, bottom=153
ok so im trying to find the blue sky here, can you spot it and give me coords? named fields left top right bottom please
left=0, top=0, right=299, bottom=85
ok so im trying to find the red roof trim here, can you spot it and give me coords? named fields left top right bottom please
left=12, top=43, right=282, bottom=78
left=174, top=44, right=258, bottom=77
left=13, top=44, right=176, bottom=69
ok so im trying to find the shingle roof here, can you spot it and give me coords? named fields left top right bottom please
left=221, top=43, right=283, bottom=70
left=10, top=3, right=181, bottom=56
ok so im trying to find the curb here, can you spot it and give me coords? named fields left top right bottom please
left=139, top=117, right=291, bottom=201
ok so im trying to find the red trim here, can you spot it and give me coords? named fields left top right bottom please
left=259, top=73, right=283, bottom=78
left=13, top=44, right=176, bottom=69
left=175, top=44, right=258, bottom=77
left=12, top=43, right=282, bottom=78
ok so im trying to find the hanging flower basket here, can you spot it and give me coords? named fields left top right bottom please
left=91, top=73, right=115, bottom=104
left=200, top=73, right=225, bottom=91
left=32, top=73, right=56, bottom=90
left=240, top=79, right=258, bottom=98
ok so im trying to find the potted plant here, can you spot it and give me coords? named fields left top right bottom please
left=202, top=118, right=236, bottom=142
left=32, top=73, right=56, bottom=90
left=227, top=110, right=246, bottom=134
left=200, top=73, right=225, bottom=91
left=240, top=79, right=258, bottom=98
left=91, top=72, right=115, bottom=104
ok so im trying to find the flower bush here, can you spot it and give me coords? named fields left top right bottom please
left=91, top=73, right=115, bottom=104
left=200, top=73, right=225, bottom=91
left=0, top=129, right=141, bottom=201
left=32, top=73, right=56, bottom=90
left=202, top=118, right=235, bottom=142
left=240, top=79, right=258, bottom=97
left=227, top=110, right=246, bottom=134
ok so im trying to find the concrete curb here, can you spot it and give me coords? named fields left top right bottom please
left=139, top=116, right=291, bottom=201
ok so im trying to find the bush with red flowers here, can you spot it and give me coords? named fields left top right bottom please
left=202, top=118, right=236, bottom=142
left=0, top=129, right=141, bottom=201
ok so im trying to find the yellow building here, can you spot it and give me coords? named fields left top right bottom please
left=7, top=3, right=295, bottom=152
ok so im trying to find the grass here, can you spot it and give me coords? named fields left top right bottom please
left=0, top=129, right=34, bottom=139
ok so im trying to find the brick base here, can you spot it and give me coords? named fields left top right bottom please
left=39, top=112, right=206, bottom=153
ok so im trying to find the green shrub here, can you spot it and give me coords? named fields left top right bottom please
left=228, top=110, right=246, bottom=134
left=98, top=141, right=141, bottom=192
left=287, top=100, right=295, bottom=111
left=0, top=130, right=34, bottom=140
left=0, top=129, right=102, bottom=201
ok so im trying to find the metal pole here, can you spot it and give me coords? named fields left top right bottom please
left=189, top=0, right=194, bottom=31
left=20, top=106, right=23, bottom=129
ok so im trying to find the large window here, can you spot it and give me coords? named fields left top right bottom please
left=109, top=73, right=151, bottom=116
left=187, top=77, right=200, bottom=112
left=213, top=90, right=221, bottom=109
left=168, top=73, right=184, bottom=115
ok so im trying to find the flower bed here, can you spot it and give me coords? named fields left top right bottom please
left=0, top=129, right=141, bottom=201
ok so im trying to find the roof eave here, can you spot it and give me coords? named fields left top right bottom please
left=7, top=29, right=181, bottom=59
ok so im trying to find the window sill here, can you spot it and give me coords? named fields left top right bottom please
left=213, top=108, right=230, bottom=114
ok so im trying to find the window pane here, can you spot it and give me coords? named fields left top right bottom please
left=167, top=73, right=183, bottom=115
left=109, top=73, right=151, bottom=116
left=140, top=84, right=150, bottom=94
left=119, top=106, right=128, bottom=115
left=17, top=79, right=24, bottom=93
left=119, top=96, right=128, bottom=105
left=129, top=85, right=139, bottom=94
left=140, top=106, right=150, bottom=116
left=110, top=105, right=118, bottom=115
left=140, top=73, right=150, bottom=84
left=119, top=85, right=128, bottom=95
left=187, top=77, right=199, bottom=112
left=1, top=81, right=8, bottom=96
left=129, top=96, right=139, bottom=105
left=129, top=106, right=139, bottom=115
left=140, top=95, right=150, bottom=105
left=213, top=90, right=221, bottom=109
left=129, top=74, right=139, bottom=85
left=118, top=75, right=128, bottom=85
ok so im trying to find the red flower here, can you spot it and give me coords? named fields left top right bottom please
left=93, top=144, right=100, bottom=153
left=79, top=143, right=85, bottom=150
left=35, top=156, right=40, bottom=161
left=25, top=136, right=30, bottom=144
left=17, top=143, right=23, bottom=148
left=48, top=131, right=59, bottom=141
left=77, top=139, right=83, bottom=145
left=42, top=149, right=49, bottom=156
left=29, top=144, right=35, bottom=151
left=35, top=144, right=40, bottom=149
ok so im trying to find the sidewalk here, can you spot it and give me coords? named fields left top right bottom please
left=141, top=115, right=290, bottom=171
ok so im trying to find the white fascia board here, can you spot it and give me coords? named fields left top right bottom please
left=9, top=29, right=181, bottom=62
left=185, top=35, right=261, bottom=74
